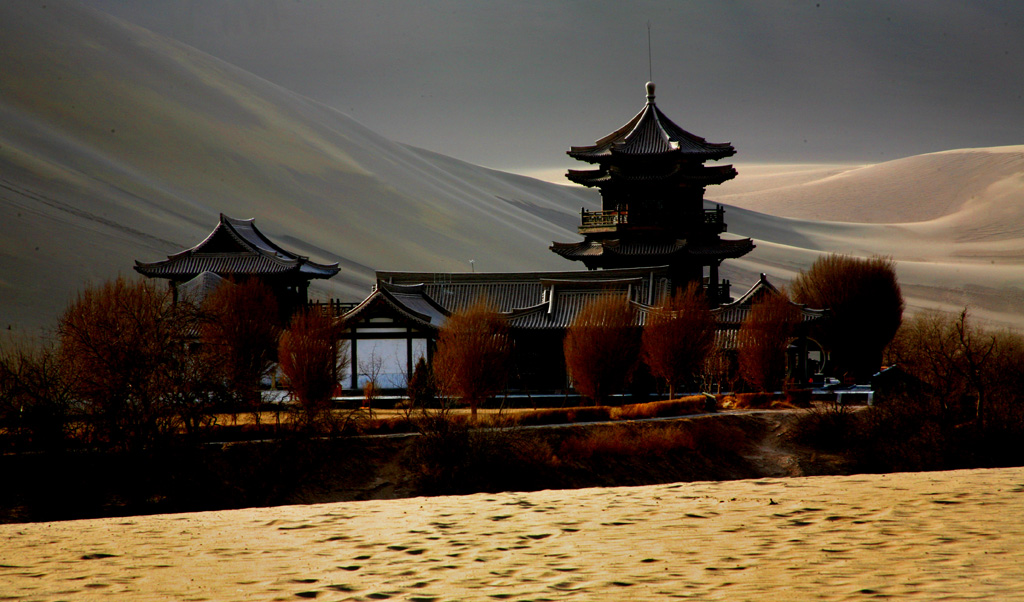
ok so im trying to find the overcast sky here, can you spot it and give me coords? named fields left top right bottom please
left=80, top=0, right=1024, bottom=175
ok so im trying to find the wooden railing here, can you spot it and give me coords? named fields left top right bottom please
left=580, top=207, right=628, bottom=229
left=580, top=205, right=726, bottom=232
left=307, top=298, right=358, bottom=317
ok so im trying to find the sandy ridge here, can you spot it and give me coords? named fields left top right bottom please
left=4, top=467, right=1024, bottom=600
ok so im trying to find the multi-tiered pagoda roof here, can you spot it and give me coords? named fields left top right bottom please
left=551, top=82, right=753, bottom=300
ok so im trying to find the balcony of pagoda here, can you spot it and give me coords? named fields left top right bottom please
left=578, top=207, right=629, bottom=233
left=578, top=205, right=727, bottom=235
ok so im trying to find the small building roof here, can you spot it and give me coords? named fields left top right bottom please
left=568, top=82, right=736, bottom=164
left=134, top=214, right=339, bottom=281
left=712, top=273, right=829, bottom=326
left=341, top=266, right=674, bottom=331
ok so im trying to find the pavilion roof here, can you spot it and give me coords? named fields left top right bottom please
left=134, top=214, right=339, bottom=281
left=567, top=82, right=736, bottom=164
left=712, top=273, right=829, bottom=326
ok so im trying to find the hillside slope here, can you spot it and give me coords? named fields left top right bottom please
left=2, top=1, right=1023, bottom=333
left=0, top=1, right=593, bottom=333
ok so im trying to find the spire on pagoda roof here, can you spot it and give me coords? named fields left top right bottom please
left=567, top=82, right=735, bottom=163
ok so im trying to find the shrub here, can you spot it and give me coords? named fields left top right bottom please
left=511, top=406, right=614, bottom=426
left=791, top=254, right=903, bottom=381
left=564, top=295, right=641, bottom=404
left=58, top=277, right=202, bottom=450
left=737, top=291, right=800, bottom=392
left=615, top=396, right=708, bottom=420
left=642, top=283, right=716, bottom=398
left=432, top=302, right=510, bottom=421
left=0, top=341, right=78, bottom=451
left=279, top=309, right=345, bottom=433
left=405, top=357, right=436, bottom=416
left=407, top=412, right=553, bottom=495
left=785, top=389, right=813, bottom=408
left=202, top=279, right=281, bottom=423
left=559, top=425, right=698, bottom=461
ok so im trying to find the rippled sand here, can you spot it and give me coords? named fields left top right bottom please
left=4, top=467, right=1024, bottom=601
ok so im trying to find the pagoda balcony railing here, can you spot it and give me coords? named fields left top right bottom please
left=579, top=207, right=628, bottom=232
left=579, top=205, right=727, bottom=233
left=704, top=205, right=727, bottom=233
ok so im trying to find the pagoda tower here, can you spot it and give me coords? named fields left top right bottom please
left=550, top=82, right=753, bottom=303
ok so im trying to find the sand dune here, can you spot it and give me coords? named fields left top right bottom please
left=2, top=1, right=1023, bottom=334
left=716, top=147, right=1024, bottom=327
left=0, top=1, right=592, bottom=333
left=4, top=466, right=1024, bottom=600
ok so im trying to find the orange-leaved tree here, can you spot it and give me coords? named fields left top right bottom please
left=791, top=254, right=903, bottom=382
left=202, top=279, right=281, bottom=424
left=278, top=308, right=345, bottom=431
left=432, top=301, right=510, bottom=421
left=737, top=290, right=801, bottom=392
left=642, top=283, right=717, bottom=399
left=58, top=277, right=199, bottom=450
left=564, top=295, right=641, bottom=405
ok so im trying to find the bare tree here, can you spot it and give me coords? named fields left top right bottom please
left=278, top=309, right=345, bottom=432
left=359, top=352, right=386, bottom=417
left=737, top=290, right=801, bottom=392
left=202, top=278, right=281, bottom=424
left=405, top=356, right=436, bottom=419
left=791, top=254, right=904, bottom=381
left=564, top=295, right=641, bottom=405
left=887, top=308, right=1013, bottom=431
left=432, top=302, right=510, bottom=421
left=642, top=283, right=716, bottom=399
left=0, top=340, right=78, bottom=451
left=58, top=277, right=195, bottom=450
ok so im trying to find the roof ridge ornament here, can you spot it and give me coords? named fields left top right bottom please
left=646, top=81, right=656, bottom=104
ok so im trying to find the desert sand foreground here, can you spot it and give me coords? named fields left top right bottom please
left=4, top=468, right=1024, bottom=601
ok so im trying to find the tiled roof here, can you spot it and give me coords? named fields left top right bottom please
left=177, top=270, right=226, bottom=303
left=342, top=271, right=822, bottom=337
left=568, top=82, right=735, bottom=164
left=135, top=214, right=339, bottom=280
left=550, top=238, right=754, bottom=261
left=712, top=274, right=828, bottom=326
left=566, top=163, right=738, bottom=187
left=349, top=267, right=674, bottom=331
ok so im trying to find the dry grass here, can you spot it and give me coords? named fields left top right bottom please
left=613, top=395, right=710, bottom=420
left=558, top=424, right=698, bottom=460
left=720, top=392, right=798, bottom=410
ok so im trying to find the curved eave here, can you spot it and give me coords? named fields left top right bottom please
left=339, top=286, right=441, bottom=331
left=133, top=254, right=338, bottom=280
left=686, top=238, right=755, bottom=259
left=568, top=100, right=736, bottom=163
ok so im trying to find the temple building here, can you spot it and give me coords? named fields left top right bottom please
left=134, top=213, right=339, bottom=315
left=551, top=82, right=754, bottom=304
left=333, top=82, right=820, bottom=392
left=337, top=268, right=826, bottom=392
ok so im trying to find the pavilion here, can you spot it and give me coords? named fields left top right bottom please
left=134, top=213, right=339, bottom=315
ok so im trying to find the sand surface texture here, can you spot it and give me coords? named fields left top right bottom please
left=4, top=467, right=1024, bottom=601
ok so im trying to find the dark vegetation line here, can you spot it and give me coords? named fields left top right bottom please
left=4, top=256, right=1024, bottom=523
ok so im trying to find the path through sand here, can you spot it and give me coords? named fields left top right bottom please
left=4, top=467, right=1024, bottom=600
